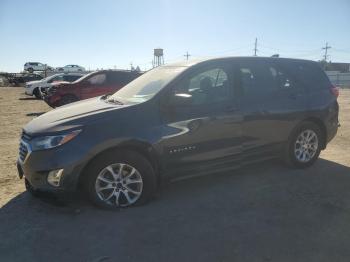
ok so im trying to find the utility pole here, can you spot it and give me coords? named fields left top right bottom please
left=184, top=51, right=191, bottom=61
left=322, top=42, right=331, bottom=61
left=253, top=38, right=258, bottom=56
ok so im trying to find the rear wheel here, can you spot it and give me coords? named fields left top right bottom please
left=84, top=150, right=157, bottom=209
left=284, top=121, right=322, bottom=168
left=58, top=94, right=78, bottom=106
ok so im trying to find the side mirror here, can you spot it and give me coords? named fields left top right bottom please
left=169, top=93, right=192, bottom=106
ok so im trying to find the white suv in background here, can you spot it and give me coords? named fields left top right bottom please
left=24, top=62, right=53, bottom=73
left=25, top=73, right=83, bottom=98
left=57, top=64, right=85, bottom=72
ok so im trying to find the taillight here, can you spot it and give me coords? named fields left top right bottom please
left=330, top=85, right=339, bottom=98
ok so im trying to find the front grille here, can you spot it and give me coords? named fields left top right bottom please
left=19, top=131, right=32, bottom=163
left=21, top=131, right=32, bottom=142
left=19, top=141, right=28, bottom=162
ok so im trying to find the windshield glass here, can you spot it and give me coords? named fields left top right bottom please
left=108, top=66, right=186, bottom=104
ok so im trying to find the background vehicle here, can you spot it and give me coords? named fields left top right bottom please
left=8, top=73, right=43, bottom=86
left=18, top=57, right=339, bottom=209
left=57, top=65, right=85, bottom=72
left=24, top=62, right=53, bottom=73
left=25, top=73, right=83, bottom=98
left=43, top=70, right=142, bottom=107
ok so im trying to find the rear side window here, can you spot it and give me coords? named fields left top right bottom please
left=238, top=61, right=275, bottom=95
left=238, top=60, right=297, bottom=96
left=278, top=61, right=331, bottom=90
left=268, top=66, right=295, bottom=90
left=109, top=72, right=139, bottom=85
left=87, top=73, right=106, bottom=85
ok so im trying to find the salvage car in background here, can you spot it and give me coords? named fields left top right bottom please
left=24, top=62, right=53, bottom=73
left=57, top=64, right=85, bottom=72
left=25, top=73, right=84, bottom=98
left=8, top=73, right=43, bottom=86
left=43, top=70, right=142, bottom=107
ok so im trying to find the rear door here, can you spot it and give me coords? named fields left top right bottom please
left=237, top=59, right=307, bottom=159
left=80, top=72, right=110, bottom=99
left=159, top=62, right=243, bottom=177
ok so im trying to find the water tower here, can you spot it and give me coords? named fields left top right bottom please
left=153, top=48, right=164, bottom=67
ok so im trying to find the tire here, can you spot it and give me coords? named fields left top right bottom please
left=84, top=150, right=157, bottom=209
left=58, top=94, right=78, bottom=106
left=28, top=68, right=34, bottom=73
left=33, top=88, right=41, bottom=99
left=284, top=121, right=323, bottom=168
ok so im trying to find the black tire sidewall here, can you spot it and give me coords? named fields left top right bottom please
left=33, top=88, right=41, bottom=99
left=84, top=150, right=157, bottom=209
left=286, top=122, right=322, bottom=168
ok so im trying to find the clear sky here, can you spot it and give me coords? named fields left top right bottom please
left=0, top=0, right=349, bottom=72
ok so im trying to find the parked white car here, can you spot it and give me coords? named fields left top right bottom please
left=24, top=62, right=53, bottom=73
left=25, top=73, right=83, bottom=98
left=56, top=65, right=85, bottom=72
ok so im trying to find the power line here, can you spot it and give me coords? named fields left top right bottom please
left=322, top=42, right=331, bottom=61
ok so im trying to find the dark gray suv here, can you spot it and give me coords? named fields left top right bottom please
left=17, top=57, right=339, bottom=208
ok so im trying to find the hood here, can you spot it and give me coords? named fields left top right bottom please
left=24, top=97, right=129, bottom=135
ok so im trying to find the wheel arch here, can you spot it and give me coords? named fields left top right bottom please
left=296, top=117, right=327, bottom=149
left=77, top=140, right=161, bottom=189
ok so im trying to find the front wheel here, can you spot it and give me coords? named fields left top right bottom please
left=33, top=88, right=41, bottom=99
left=284, top=122, right=323, bottom=168
left=84, top=150, right=157, bottom=209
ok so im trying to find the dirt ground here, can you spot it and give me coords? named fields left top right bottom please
left=0, top=87, right=350, bottom=262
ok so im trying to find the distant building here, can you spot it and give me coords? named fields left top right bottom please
left=324, top=62, right=350, bottom=73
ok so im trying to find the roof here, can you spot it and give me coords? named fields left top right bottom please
left=163, top=56, right=316, bottom=68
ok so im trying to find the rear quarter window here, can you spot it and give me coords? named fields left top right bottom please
left=278, top=61, right=331, bottom=90
left=109, top=72, right=140, bottom=85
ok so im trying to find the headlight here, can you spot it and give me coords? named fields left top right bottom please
left=30, top=130, right=81, bottom=151
left=26, top=84, right=32, bottom=88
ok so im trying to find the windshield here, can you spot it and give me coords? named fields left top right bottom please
left=108, top=66, right=186, bottom=104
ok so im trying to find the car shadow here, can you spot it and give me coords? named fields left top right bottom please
left=18, top=97, right=40, bottom=101
left=2, top=158, right=350, bottom=262
left=26, top=112, right=45, bottom=117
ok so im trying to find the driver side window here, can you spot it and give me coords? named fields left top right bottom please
left=173, top=67, right=231, bottom=106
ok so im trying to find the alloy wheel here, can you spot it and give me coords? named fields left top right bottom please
left=294, top=129, right=318, bottom=163
left=95, top=163, right=143, bottom=207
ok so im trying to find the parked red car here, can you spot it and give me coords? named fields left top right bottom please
left=43, top=70, right=142, bottom=107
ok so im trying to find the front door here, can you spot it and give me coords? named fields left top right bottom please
left=159, top=62, right=243, bottom=178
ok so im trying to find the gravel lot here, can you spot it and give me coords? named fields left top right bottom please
left=1, top=87, right=350, bottom=262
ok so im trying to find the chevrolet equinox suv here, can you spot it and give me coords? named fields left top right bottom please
left=17, top=57, right=339, bottom=209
